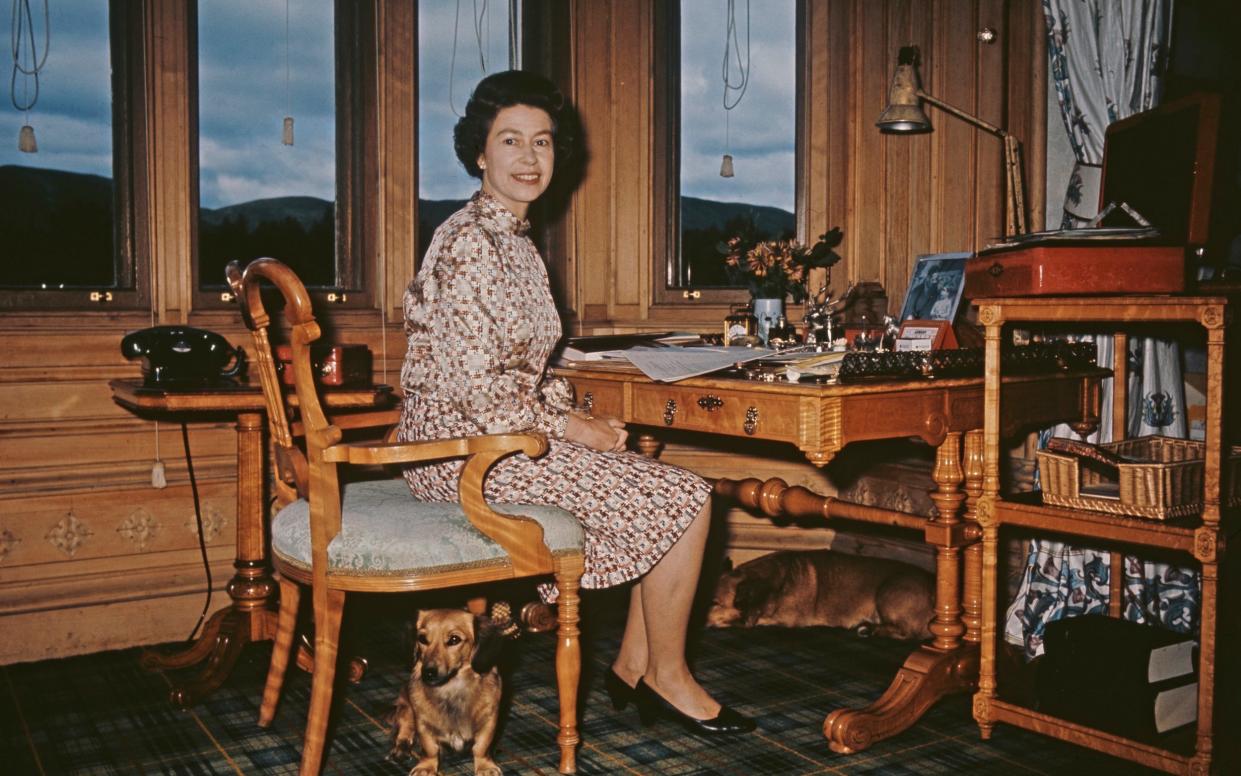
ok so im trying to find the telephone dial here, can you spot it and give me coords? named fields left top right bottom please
left=121, top=325, right=246, bottom=387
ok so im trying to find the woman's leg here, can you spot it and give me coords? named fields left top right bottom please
left=612, top=497, right=721, bottom=720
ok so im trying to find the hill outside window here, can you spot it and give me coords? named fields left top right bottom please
left=0, top=1, right=145, bottom=310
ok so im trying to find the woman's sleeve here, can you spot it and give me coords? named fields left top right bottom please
left=424, top=230, right=569, bottom=439
left=540, top=374, right=577, bottom=413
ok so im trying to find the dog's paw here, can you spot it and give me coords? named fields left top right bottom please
left=386, top=737, right=415, bottom=762
left=473, top=756, right=502, bottom=776
left=410, top=758, right=439, bottom=776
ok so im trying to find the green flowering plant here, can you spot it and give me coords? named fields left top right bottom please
left=719, top=227, right=843, bottom=303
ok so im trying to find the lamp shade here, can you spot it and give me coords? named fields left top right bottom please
left=876, top=62, right=931, bottom=133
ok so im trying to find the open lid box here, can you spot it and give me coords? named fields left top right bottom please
left=1098, top=91, right=1223, bottom=250
left=966, top=92, right=1225, bottom=296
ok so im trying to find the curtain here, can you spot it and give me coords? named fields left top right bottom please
left=1004, top=0, right=1198, bottom=660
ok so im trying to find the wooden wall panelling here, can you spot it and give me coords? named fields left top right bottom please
left=144, top=0, right=192, bottom=323
left=1008, top=0, right=1047, bottom=230
left=932, top=3, right=981, bottom=254
left=570, top=1, right=616, bottom=327
left=850, top=0, right=889, bottom=285
left=608, top=0, right=650, bottom=322
left=525, top=0, right=578, bottom=319
left=377, top=0, right=417, bottom=321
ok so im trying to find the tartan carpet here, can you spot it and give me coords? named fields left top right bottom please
left=1, top=589, right=1159, bottom=775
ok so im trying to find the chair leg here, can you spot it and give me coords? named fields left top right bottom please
left=259, top=575, right=301, bottom=727
left=300, top=588, right=345, bottom=776
left=553, top=559, right=584, bottom=774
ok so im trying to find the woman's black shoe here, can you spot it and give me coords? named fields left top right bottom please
left=633, top=678, right=756, bottom=736
left=604, top=668, right=637, bottom=711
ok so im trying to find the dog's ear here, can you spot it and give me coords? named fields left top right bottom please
left=404, top=612, right=421, bottom=667
left=734, top=577, right=773, bottom=627
left=470, top=614, right=505, bottom=674
left=721, top=557, right=734, bottom=573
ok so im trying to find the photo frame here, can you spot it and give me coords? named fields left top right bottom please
left=895, top=320, right=958, bottom=351
left=898, top=252, right=971, bottom=323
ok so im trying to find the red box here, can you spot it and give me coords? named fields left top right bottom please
left=966, top=93, right=1221, bottom=298
left=965, top=243, right=1185, bottom=298
left=274, top=344, right=372, bottom=387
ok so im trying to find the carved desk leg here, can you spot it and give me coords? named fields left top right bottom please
left=714, top=463, right=978, bottom=754
left=141, top=411, right=280, bottom=706
left=823, top=432, right=978, bottom=754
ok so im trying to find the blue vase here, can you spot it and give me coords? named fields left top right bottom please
left=752, top=298, right=784, bottom=345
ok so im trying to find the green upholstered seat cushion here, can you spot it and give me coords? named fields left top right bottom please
left=271, top=479, right=583, bottom=575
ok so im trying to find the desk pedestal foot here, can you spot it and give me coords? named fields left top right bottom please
left=824, top=644, right=978, bottom=754
left=142, top=606, right=263, bottom=708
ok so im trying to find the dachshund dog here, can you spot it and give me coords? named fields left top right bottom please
left=388, top=609, right=507, bottom=776
left=707, top=550, right=934, bottom=641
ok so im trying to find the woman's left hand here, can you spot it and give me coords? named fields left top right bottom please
left=565, top=412, right=628, bottom=452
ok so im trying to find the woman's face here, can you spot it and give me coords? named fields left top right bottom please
left=477, top=104, right=555, bottom=219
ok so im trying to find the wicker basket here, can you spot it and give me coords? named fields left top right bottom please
left=1037, top=436, right=1205, bottom=520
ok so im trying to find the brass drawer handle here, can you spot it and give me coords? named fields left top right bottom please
left=697, top=395, right=723, bottom=412
left=663, top=399, right=678, bottom=426
left=743, top=406, right=759, bottom=435
left=582, top=391, right=594, bottom=415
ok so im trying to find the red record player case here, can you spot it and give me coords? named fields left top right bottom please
left=964, top=92, right=1222, bottom=298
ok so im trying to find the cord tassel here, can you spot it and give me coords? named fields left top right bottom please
left=282, top=116, right=294, bottom=145
left=719, top=153, right=734, bottom=178
left=18, top=123, right=37, bottom=152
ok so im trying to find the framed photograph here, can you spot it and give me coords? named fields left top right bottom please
left=898, top=252, right=971, bottom=323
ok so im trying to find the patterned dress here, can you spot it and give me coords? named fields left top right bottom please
left=396, top=192, right=711, bottom=590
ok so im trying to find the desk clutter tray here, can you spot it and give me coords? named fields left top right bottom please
left=1038, top=436, right=1241, bottom=520
left=837, top=341, right=1096, bottom=382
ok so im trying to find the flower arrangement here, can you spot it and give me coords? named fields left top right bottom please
left=719, top=227, right=843, bottom=303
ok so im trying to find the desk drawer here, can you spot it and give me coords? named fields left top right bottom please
left=631, top=383, right=799, bottom=441
left=565, top=377, right=625, bottom=418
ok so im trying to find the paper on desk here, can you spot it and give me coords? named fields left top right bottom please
left=624, top=346, right=774, bottom=382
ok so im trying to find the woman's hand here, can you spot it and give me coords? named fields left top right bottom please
left=564, top=412, right=628, bottom=453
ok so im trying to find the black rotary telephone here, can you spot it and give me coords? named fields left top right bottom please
left=121, top=325, right=246, bottom=387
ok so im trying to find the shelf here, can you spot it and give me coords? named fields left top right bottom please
left=994, top=496, right=1201, bottom=553
left=986, top=698, right=1197, bottom=774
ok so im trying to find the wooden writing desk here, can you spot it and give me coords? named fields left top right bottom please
left=555, top=363, right=1104, bottom=753
left=109, top=378, right=395, bottom=706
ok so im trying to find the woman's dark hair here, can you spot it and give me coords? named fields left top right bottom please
left=453, top=70, right=577, bottom=179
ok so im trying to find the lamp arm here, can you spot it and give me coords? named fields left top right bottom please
left=915, top=90, right=1005, bottom=138
left=916, top=89, right=1026, bottom=235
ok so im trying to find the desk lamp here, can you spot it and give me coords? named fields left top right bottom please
left=878, top=45, right=1027, bottom=236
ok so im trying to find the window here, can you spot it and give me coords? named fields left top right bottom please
left=195, top=0, right=343, bottom=296
left=665, top=0, right=797, bottom=297
left=0, top=0, right=142, bottom=309
left=417, top=0, right=518, bottom=260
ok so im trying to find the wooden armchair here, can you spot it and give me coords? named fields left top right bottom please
left=226, top=258, right=585, bottom=775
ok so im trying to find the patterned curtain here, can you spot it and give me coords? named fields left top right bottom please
left=1004, top=0, right=1198, bottom=660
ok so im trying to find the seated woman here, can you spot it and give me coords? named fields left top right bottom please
left=395, top=70, right=754, bottom=736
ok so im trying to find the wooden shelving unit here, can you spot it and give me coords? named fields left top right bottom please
left=973, top=295, right=1232, bottom=775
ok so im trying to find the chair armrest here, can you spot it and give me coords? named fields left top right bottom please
left=322, top=432, right=548, bottom=466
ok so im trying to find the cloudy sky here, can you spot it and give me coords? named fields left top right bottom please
left=4, top=0, right=795, bottom=212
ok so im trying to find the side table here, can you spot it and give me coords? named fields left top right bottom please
left=973, top=296, right=1232, bottom=774
left=109, top=379, right=395, bottom=706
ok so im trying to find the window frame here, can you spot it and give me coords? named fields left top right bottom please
left=0, top=0, right=149, bottom=311
left=650, top=0, right=807, bottom=309
left=189, top=0, right=376, bottom=311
